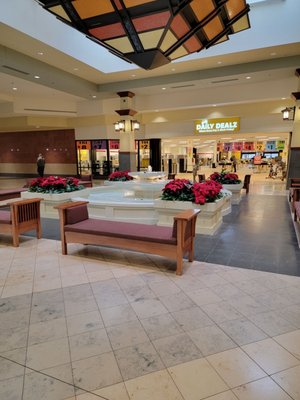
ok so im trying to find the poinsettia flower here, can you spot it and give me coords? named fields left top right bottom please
left=209, top=171, right=241, bottom=184
left=108, top=171, right=133, bottom=181
left=28, top=175, right=83, bottom=193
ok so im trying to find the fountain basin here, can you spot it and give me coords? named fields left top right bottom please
left=22, top=183, right=228, bottom=235
left=128, top=171, right=167, bottom=181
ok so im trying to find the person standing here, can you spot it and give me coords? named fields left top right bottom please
left=231, top=155, right=237, bottom=173
left=37, top=153, right=45, bottom=177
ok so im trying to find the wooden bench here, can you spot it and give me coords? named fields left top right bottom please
left=0, top=198, right=42, bottom=247
left=55, top=201, right=200, bottom=275
left=0, top=188, right=26, bottom=201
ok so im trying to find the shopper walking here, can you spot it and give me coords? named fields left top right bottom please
left=37, top=153, right=45, bottom=177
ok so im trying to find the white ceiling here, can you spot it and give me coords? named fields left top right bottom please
left=0, top=0, right=299, bottom=137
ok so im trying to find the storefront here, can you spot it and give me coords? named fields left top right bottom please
left=161, top=115, right=289, bottom=174
left=76, top=139, right=153, bottom=178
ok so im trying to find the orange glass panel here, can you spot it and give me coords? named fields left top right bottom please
left=133, top=11, right=170, bottom=32
left=225, top=0, right=246, bottom=19
left=90, top=23, right=125, bottom=40
left=184, top=36, right=202, bottom=53
left=171, top=14, right=189, bottom=39
left=190, top=0, right=215, bottom=21
left=203, top=16, right=223, bottom=40
left=73, top=0, right=114, bottom=19
left=124, top=0, right=156, bottom=7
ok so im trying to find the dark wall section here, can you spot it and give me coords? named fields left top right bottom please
left=150, top=139, right=161, bottom=171
left=0, top=129, right=76, bottom=164
left=287, top=147, right=300, bottom=187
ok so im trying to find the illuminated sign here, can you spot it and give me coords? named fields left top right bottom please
left=195, top=117, right=240, bottom=133
left=77, top=140, right=91, bottom=150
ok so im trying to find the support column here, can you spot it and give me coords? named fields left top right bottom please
left=115, top=91, right=137, bottom=172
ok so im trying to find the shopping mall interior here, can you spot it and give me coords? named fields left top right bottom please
left=1, top=1, right=300, bottom=399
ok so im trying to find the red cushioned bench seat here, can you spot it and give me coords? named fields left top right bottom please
left=65, top=219, right=176, bottom=245
left=55, top=201, right=200, bottom=275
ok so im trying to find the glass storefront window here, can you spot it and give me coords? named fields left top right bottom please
left=76, top=141, right=91, bottom=175
left=137, top=140, right=150, bottom=170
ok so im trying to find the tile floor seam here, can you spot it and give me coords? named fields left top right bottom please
left=239, top=339, right=300, bottom=375
left=0, top=353, right=112, bottom=400
left=22, top=288, right=34, bottom=400
left=63, top=288, right=79, bottom=397
left=231, top=375, right=294, bottom=400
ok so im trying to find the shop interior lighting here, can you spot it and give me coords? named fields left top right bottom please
left=37, top=0, right=251, bottom=70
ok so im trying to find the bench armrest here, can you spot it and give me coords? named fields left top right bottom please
left=54, top=201, right=89, bottom=210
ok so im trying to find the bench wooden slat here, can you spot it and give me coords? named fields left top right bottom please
left=0, top=198, right=42, bottom=246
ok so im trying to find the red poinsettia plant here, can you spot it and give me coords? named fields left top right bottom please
left=108, top=170, right=133, bottom=181
left=210, top=171, right=241, bottom=184
left=161, top=178, right=222, bottom=205
left=28, top=176, right=84, bottom=193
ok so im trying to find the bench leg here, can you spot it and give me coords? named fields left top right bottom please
left=36, top=222, right=42, bottom=239
left=188, top=240, right=195, bottom=262
left=12, top=234, right=19, bottom=247
left=11, top=225, right=19, bottom=247
left=176, top=257, right=183, bottom=276
left=61, top=240, right=68, bottom=255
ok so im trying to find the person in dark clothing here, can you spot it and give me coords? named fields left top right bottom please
left=37, top=153, right=45, bottom=177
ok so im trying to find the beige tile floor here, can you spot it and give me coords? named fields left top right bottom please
left=0, top=234, right=300, bottom=400
left=0, top=171, right=297, bottom=399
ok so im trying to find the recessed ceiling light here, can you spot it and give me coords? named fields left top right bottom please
left=281, top=97, right=286, bottom=100
left=12, top=87, right=17, bottom=91
left=92, top=95, right=97, bottom=99
left=131, top=74, right=136, bottom=77
left=162, top=87, right=166, bottom=90
left=217, top=61, right=222, bottom=65
left=270, top=52, right=277, bottom=56
left=34, top=75, right=40, bottom=79
left=37, top=52, right=44, bottom=56
left=212, top=104, right=217, bottom=107
left=245, top=76, right=251, bottom=80
left=73, top=67, right=79, bottom=71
